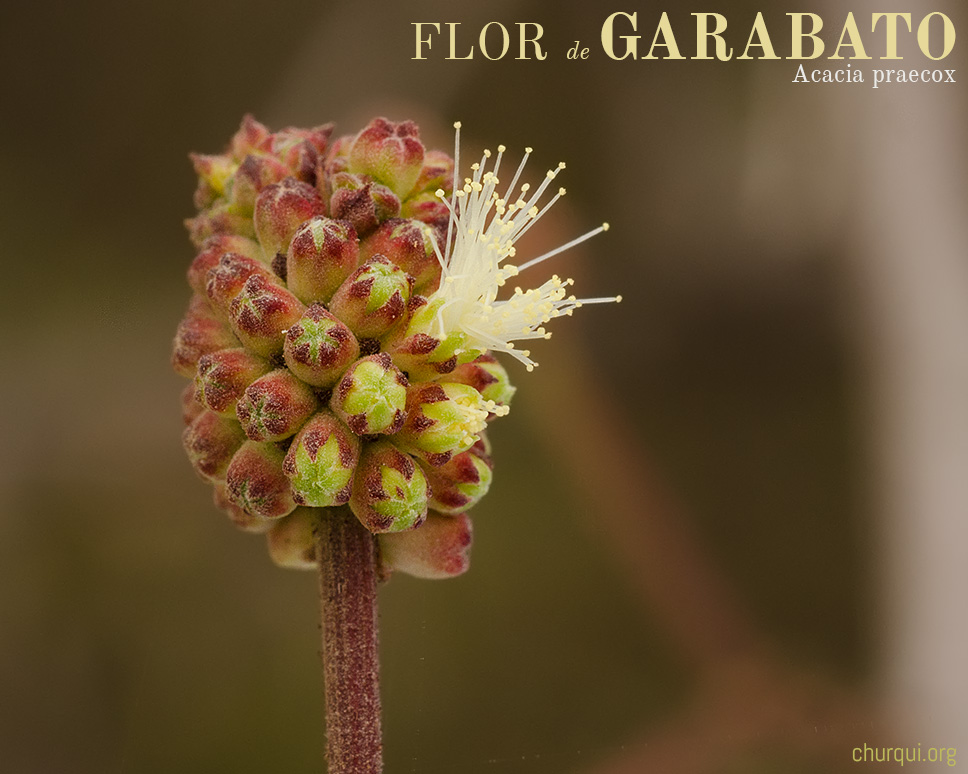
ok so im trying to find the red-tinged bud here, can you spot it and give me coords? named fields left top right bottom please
left=350, top=440, right=428, bottom=533
left=330, top=353, right=409, bottom=435
left=230, top=114, right=272, bottom=160
left=395, top=382, right=491, bottom=463
left=329, top=173, right=400, bottom=236
left=171, top=296, right=240, bottom=378
left=444, top=353, right=516, bottom=412
left=188, top=235, right=264, bottom=297
left=183, top=410, right=247, bottom=482
left=379, top=512, right=472, bottom=579
left=399, top=193, right=450, bottom=236
left=360, top=218, right=441, bottom=294
left=286, top=216, right=359, bottom=304
left=228, top=154, right=290, bottom=215
left=254, top=177, right=326, bottom=261
left=228, top=273, right=306, bottom=358
left=283, top=411, right=360, bottom=507
left=348, top=118, right=425, bottom=198
left=421, top=446, right=493, bottom=514
left=270, top=124, right=333, bottom=182
left=185, top=202, right=258, bottom=247
left=328, top=256, right=411, bottom=339
left=194, top=348, right=273, bottom=416
left=213, top=483, right=275, bottom=533
left=181, top=382, right=204, bottom=425
left=283, top=305, right=359, bottom=388
left=190, top=152, right=235, bottom=209
left=225, top=441, right=297, bottom=519
left=205, top=252, right=276, bottom=320
left=236, top=369, right=319, bottom=442
left=267, top=507, right=323, bottom=569
left=410, top=149, right=454, bottom=196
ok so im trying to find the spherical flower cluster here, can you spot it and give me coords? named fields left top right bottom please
left=173, top=116, right=617, bottom=579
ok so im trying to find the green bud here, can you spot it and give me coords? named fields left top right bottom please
left=225, top=441, right=297, bottom=519
left=235, top=369, right=319, bottom=442
left=382, top=296, right=463, bottom=381
left=328, top=256, right=412, bottom=339
left=379, top=512, right=472, bottom=579
left=330, top=353, right=409, bottom=435
left=194, top=347, right=273, bottom=416
left=444, top=353, right=516, bottom=411
left=254, top=177, right=326, bottom=261
left=267, top=507, right=322, bottom=570
left=347, top=118, right=425, bottom=198
left=228, top=273, right=306, bottom=358
left=285, top=216, right=359, bottom=304
left=185, top=201, right=257, bottom=247
left=269, top=124, right=333, bottom=181
left=283, top=304, right=360, bottom=388
left=395, top=382, right=490, bottom=463
left=183, top=410, right=247, bottom=482
left=421, top=444, right=493, bottom=515
left=229, top=114, right=272, bottom=159
left=227, top=154, right=290, bottom=215
left=350, top=440, right=428, bottom=533
left=359, top=218, right=440, bottom=294
left=190, top=152, right=235, bottom=209
left=283, top=411, right=360, bottom=507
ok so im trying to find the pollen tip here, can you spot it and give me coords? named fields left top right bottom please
left=497, top=144, right=506, bottom=152
left=558, top=187, right=566, bottom=196
left=435, top=188, right=446, bottom=198
left=615, top=295, right=623, bottom=303
left=602, top=222, right=610, bottom=231
left=525, top=147, right=533, bottom=154
left=454, top=121, right=462, bottom=129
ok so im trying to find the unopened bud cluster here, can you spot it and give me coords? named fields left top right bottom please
left=175, top=116, right=513, bottom=580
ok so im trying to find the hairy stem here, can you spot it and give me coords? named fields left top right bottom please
left=317, top=508, right=383, bottom=773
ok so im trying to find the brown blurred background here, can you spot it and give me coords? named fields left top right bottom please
left=2, top=1, right=966, bottom=772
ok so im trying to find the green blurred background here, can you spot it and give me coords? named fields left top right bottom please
left=2, top=1, right=966, bottom=772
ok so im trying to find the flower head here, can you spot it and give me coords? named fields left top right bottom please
left=427, top=122, right=621, bottom=371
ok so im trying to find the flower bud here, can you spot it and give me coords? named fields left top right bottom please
left=400, top=192, right=450, bottom=233
left=270, top=124, right=333, bottom=182
left=421, top=446, right=493, bottom=515
left=328, top=256, right=411, bottom=339
left=185, top=202, right=257, bottom=247
left=205, top=251, right=276, bottom=320
left=235, top=369, right=319, bottom=442
left=213, top=483, right=276, bottom=533
left=382, top=296, right=463, bottom=381
left=229, top=273, right=306, bottom=358
left=283, top=411, right=361, bottom=507
left=330, top=353, right=408, bottom=435
left=350, top=440, right=428, bottom=533
left=254, top=177, right=326, bottom=260
left=285, top=216, right=359, bottom=304
left=225, top=441, right=297, bottom=519
left=267, top=507, right=322, bottom=569
left=379, top=512, right=472, bottom=579
left=348, top=118, right=425, bottom=198
left=181, top=382, right=205, bottom=425
left=183, top=410, right=247, bottom=482
left=444, top=353, right=516, bottom=411
left=194, top=347, right=273, bottom=415
left=228, top=154, right=290, bottom=215
left=171, top=296, right=240, bottom=378
left=329, top=173, right=400, bottom=236
left=188, top=235, right=264, bottom=296
left=359, top=218, right=440, bottom=293
left=190, top=152, right=235, bottom=209
left=283, top=304, right=360, bottom=388
left=230, top=114, right=271, bottom=159
left=395, top=382, right=491, bottom=463
left=410, top=149, right=454, bottom=197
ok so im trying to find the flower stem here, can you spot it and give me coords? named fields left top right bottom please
left=317, top=507, right=383, bottom=773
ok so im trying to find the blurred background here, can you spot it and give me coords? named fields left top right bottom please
left=2, top=1, right=966, bottom=772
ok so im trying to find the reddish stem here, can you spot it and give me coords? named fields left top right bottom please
left=317, top=508, right=383, bottom=773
